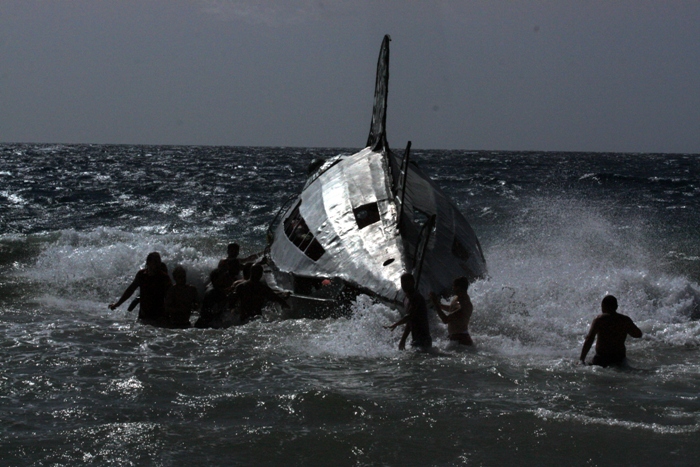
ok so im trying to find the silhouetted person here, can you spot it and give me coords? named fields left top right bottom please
left=430, top=276, right=473, bottom=346
left=217, top=258, right=234, bottom=289
left=386, top=273, right=432, bottom=350
left=164, top=265, right=199, bottom=328
left=580, top=295, right=643, bottom=367
left=127, top=262, right=169, bottom=312
left=224, top=243, right=243, bottom=281
left=195, top=268, right=230, bottom=329
left=230, top=264, right=289, bottom=324
left=223, top=242, right=259, bottom=280
left=109, top=252, right=172, bottom=325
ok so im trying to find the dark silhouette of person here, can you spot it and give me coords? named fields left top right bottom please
left=385, top=273, right=432, bottom=350
left=195, top=268, right=230, bottom=329
left=229, top=263, right=289, bottom=324
left=164, top=265, right=199, bottom=328
left=580, top=295, right=643, bottom=367
left=217, top=258, right=234, bottom=289
left=109, top=252, right=172, bottom=325
left=126, top=262, right=169, bottom=312
left=223, top=242, right=259, bottom=282
left=430, top=276, right=474, bottom=346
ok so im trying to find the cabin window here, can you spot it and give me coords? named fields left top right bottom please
left=283, top=204, right=326, bottom=261
left=452, top=237, right=470, bottom=262
left=353, top=202, right=381, bottom=230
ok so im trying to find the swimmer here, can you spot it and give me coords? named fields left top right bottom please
left=580, top=295, right=643, bottom=367
left=429, top=276, right=473, bottom=346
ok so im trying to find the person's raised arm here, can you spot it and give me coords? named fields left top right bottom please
left=626, top=317, right=642, bottom=338
left=579, top=319, right=598, bottom=364
left=109, top=273, right=141, bottom=310
left=429, top=292, right=450, bottom=324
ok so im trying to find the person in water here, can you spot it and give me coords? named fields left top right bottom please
left=229, top=263, right=289, bottom=324
left=109, top=252, right=172, bottom=325
left=164, top=265, right=199, bottom=328
left=195, top=268, right=231, bottom=329
left=580, top=295, right=643, bottom=367
left=386, top=273, right=432, bottom=350
left=127, top=262, right=169, bottom=312
left=429, top=276, right=474, bottom=346
left=223, top=242, right=259, bottom=281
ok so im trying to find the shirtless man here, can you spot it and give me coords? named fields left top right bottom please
left=580, top=295, right=643, bottom=367
left=195, top=268, right=230, bottom=329
left=386, top=273, right=432, bottom=350
left=109, top=252, right=172, bottom=325
left=229, top=263, right=289, bottom=324
left=164, top=265, right=199, bottom=328
left=429, top=276, right=473, bottom=346
left=223, top=242, right=260, bottom=280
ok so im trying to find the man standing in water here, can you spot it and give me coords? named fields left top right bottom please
left=580, top=295, right=643, bottom=367
left=386, top=273, right=432, bottom=350
left=109, top=252, right=172, bottom=325
left=429, top=276, right=474, bottom=346
left=164, top=265, right=199, bottom=328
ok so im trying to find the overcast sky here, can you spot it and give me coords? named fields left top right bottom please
left=1, top=1, right=699, bottom=152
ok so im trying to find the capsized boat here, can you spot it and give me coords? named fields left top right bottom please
left=263, top=35, right=486, bottom=316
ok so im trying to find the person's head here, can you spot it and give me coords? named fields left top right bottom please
left=251, top=264, right=264, bottom=282
left=146, top=252, right=162, bottom=274
left=400, top=273, right=416, bottom=294
left=227, top=243, right=240, bottom=258
left=242, top=262, right=252, bottom=280
left=452, top=276, right=469, bottom=294
left=601, top=295, right=618, bottom=314
left=173, top=265, right=187, bottom=285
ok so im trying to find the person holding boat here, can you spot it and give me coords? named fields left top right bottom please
left=223, top=242, right=259, bottom=282
left=229, top=263, right=289, bottom=324
left=386, top=273, right=432, bottom=350
left=429, top=276, right=473, bottom=346
left=579, top=295, right=643, bottom=367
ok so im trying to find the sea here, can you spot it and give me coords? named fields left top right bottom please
left=1, top=143, right=699, bottom=466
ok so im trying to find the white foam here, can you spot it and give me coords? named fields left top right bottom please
left=534, top=408, right=700, bottom=434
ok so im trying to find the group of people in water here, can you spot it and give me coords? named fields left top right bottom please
left=109, top=244, right=643, bottom=368
left=108, top=243, right=289, bottom=329
left=386, top=272, right=642, bottom=368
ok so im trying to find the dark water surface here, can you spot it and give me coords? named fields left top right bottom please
left=1, top=144, right=699, bottom=465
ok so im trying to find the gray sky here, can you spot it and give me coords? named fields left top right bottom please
left=1, top=1, right=699, bottom=152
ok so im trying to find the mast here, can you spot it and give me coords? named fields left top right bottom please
left=366, top=35, right=391, bottom=152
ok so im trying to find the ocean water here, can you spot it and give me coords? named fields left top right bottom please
left=1, top=144, right=699, bottom=466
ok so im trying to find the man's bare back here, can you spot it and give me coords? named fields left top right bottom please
left=580, top=295, right=642, bottom=367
